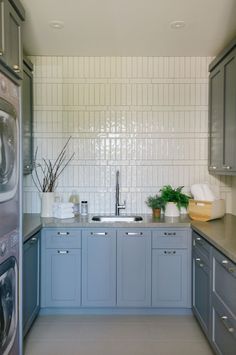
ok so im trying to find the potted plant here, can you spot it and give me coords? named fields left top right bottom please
left=160, top=185, right=190, bottom=217
left=145, top=195, right=165, bottom=218
left=32, top=137, right=75, bottom=217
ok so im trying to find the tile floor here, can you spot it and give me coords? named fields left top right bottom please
left=24, top=315, right=214, bottom=355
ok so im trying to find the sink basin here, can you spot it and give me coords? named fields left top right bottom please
left=91, top=215, right=143, bottom=222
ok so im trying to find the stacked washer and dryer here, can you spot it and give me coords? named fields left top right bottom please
left=0, top=71, right=21, bottom=355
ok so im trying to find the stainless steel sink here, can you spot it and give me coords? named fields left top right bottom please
left=91, top=215, right=143, bottom=222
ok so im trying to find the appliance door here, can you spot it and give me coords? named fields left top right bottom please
left=0, top=97, right=18, bottom=202
left=0, top=257, right=17, bottom=355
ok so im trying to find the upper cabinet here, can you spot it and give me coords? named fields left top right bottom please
left=0, top=0, right=25, bottom=79
left=23, top=57, right=34, bottom=174
left=209, top=41, right=236, bottom=175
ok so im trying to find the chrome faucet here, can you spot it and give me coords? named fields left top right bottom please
left=115, top=170, right=126, bottom=215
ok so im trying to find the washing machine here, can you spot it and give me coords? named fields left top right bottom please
left=0, top=230, right=19, bottom=355
left=0, top=70, right=21, bottom=355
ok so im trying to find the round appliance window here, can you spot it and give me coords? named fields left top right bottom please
left=0, top=257, right=17, bottom=355
left=0, top=97, right=18, bottom=202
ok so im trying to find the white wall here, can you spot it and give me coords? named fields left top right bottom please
left=23, top=56, right=233, bottom=214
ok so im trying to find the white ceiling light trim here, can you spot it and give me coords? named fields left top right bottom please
left=49, top=20, right=64, bottom=29
left=170, top=21, right=186, bottom=29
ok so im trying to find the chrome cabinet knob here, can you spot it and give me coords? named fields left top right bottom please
left=13, top=64, right=20, bottom=73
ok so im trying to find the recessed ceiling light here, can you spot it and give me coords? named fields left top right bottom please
left=49, top=20, right=64, bottom=29
left=170, top=21, right=186, bottom=30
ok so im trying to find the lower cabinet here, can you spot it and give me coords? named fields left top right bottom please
left=192, top=232, right=211, bottom=337
left=41, top=229, right=82, bottom=308
left=41, top=227, right=192, bottom=310
left=192, top=229, right=236, bottom=355
left=211, top=248, right=236, bottom=355
left=152, top=229, right=191, bottom=308
left=152, top=249, right=189, bottom=308
left=117, top=229, right=151, bottom=307
left=23, top=232, right=40, bottom=336
left=82, top=229, right=116, bottom=307
left=44, top=249, right=81, bottom=307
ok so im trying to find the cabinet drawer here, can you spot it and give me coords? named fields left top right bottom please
left=152, top=229, right=188, bottom=249
left=83, top=229, right=116, bottom=239
left=44, top=229, right=81, bottom=249
left=192, top=231, right=211, bottom=260
left=213, top=248, right=236, bottom=316
left=117, top=229, right=151, bottom=238
left=193, top=248, right=210, bottom=272
left=212, top=294, right=236, bottom=355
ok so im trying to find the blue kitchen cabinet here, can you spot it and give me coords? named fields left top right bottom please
left=192, top=232, right=211, bottom=337
left=152, top=229, right=191, bottom=308
left=82, top=229, right=116, bottom=307
left=41, top=228, right=81, bottom=308
left=23, top=231, right=40, bottom=336
left=211, top=248, right=236, bottom=355
left=117, top=229, right=151, bottom=307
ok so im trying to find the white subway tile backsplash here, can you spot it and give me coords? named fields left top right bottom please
left=24, top=56, right=233, bottom=214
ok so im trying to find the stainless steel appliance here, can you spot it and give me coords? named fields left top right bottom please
left=0, top=230, right=18, bottom=355
left=0, top=72, right=20, bottom=355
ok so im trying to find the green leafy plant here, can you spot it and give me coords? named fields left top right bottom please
left=145, top=195, right=165, bottom=210
left=159, top=185, right=190, bottom=210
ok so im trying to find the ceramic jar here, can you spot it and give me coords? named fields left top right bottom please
left=41, top=192, right=55, bottom=217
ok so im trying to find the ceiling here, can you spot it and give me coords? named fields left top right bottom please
left=21, top=0, right=236, bottom=56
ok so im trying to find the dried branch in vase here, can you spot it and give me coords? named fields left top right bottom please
left=32, top=137, right=75, bottom=192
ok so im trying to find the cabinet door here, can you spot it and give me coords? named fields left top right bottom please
left=23, top=232, right=40, bottom=336
left=82, top=229, right=116, bottom=307
left=212, top=294, right=236, bottom=355
left=117, top=230, right=151, bottom=307
left=43, top=249, right=81, bottom=307
left=23, top=60, right=33, bottom=174
left=192, top=251, right=210, bottom=336
left=223, top=47, right=236, bottom=172
left=152, top=249, right=191, bottom=308
left=209, top=66, right=224, bottom=172
left=0, top=0, right=6, bottom=59
left=6, top=2, right=22, bottom=77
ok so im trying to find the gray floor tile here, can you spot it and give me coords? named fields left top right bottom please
left=24, top=315, right=214, bottom=355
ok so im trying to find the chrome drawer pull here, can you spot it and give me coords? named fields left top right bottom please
left=30, top=237, right=38, bottom=244
left=164, top=232, right=176, bottom=236
left=57, top=232, right=70, bottom=236
left=221, top=316, right=235, bottom=333
left=222, top=260, right=229, bottom=265
left=195, top=258, right=204, bottom=267
left=125, top=232, right=143, bottom=236
left=209, top=166, right=217, bottom=170
left=90, top=232, right=108, bottom=236
left=57, top=250, right=69, bottom=254
left=164, top=250, right=176, bottom=255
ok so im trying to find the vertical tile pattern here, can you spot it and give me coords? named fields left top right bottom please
left=24, top=57, right=232, bottom=214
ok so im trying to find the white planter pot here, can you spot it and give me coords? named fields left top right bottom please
left=164, top=202, right=180, bottom=217
left=180, top=206, right=188, bottom=215
left=41, top=192, right=55, bottom=217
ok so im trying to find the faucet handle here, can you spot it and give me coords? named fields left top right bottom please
left=120, top=200, right=126, bottom=209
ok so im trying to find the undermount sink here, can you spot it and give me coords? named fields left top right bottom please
left=91, top=215, right=143, bottom=222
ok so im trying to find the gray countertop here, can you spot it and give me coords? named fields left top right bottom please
left=40, top=214, right=191, bottom=228
left=23, top=214, right=42, bottom=243
left=23, top=213, right=236, bottom=263
left=191, top=214, right=236, bottom=263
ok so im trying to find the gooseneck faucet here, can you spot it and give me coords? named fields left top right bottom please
left=115, top=170, right=126, bottom=215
